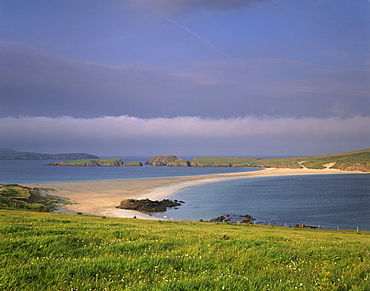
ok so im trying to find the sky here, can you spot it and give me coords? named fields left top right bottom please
left=0, top=0, right=369, bottom=157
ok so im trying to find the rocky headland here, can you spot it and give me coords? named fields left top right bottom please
left=148, top=155, right=178, bottom=166
left=146, top=149, right=370, bottom=172
left=122, top=161, right=143, bottom=167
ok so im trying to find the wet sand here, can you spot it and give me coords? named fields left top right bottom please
left=24, top=168, right=367, bottom=220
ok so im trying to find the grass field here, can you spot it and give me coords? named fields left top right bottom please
left=1, top=209, right=369, bottom=290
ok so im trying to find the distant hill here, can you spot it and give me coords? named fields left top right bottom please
left=0, top=148, right=99, bottom=160
left=0, top=148, right=18, bottom=156
left=151, top=148, right=370, bottom=172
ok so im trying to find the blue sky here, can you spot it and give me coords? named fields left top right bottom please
left=0, top=0, right=369, bottom=157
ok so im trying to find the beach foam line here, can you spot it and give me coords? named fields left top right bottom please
left=24, top=168, right=367, bottom=220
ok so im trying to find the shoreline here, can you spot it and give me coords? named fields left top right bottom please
left=24, top=168, right=368, bottom=220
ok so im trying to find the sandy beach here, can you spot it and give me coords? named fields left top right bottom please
left=24, top=168, right=367, bottom=220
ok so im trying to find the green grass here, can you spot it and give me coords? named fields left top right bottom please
left=1, top=209, right=369, bottom=290
left=0, top=185, right=67, bottom=212
left=191, top=157, right=259, bottom=166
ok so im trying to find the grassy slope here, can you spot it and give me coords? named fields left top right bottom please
left=0, top=184, right=66, bottom=212
left=1, top=210, right=369, bottom=291
left=186, top=148, right=370, bottom=171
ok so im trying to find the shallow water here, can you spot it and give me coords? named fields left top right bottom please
left=158, top=174, right=370, bottom=231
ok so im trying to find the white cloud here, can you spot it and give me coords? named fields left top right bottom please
left=1, top=115, right=369, bottom=156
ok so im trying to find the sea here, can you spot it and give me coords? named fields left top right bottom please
left=1, top=157, right=369, bottom=231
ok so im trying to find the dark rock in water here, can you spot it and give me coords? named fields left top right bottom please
left=240, top=214, right=255, bottom=223
left=206, top=213, right=256, bottom=223
left=209, top=215, right=226, bottom=222
left=295, top=224, right=317, bottom=229
left=116, top=198, right=183, bottom=212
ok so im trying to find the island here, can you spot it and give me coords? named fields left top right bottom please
left=46, top=158, right=143, bottom=167
left=0, top=148, right=99, bottom=160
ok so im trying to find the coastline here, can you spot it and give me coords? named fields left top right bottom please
left=24, top=168, right=368, bottom=220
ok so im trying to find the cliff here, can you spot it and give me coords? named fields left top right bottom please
left=166, top=159, right=189, bottom=167
left=122, top=161, right=143, bottom=167
left=149, top=155, right=177, bottom=166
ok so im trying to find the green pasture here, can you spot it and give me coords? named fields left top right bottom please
left=1, top=209, right=369, bottom=291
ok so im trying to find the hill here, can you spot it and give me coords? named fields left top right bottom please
left=155, top=148, right=370, bottom=172
left=47, top=158, right=124, bottom=167
left=0, top=184, right=67, bottom=212
left=0, top=148, right=99, bottom=160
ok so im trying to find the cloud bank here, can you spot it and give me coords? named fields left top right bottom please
left=2, top=115, right=369, bottom=156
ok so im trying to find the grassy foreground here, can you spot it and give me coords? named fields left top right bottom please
left=1, top=210, right=369, bottom=290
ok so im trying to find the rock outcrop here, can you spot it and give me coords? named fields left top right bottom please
left=334, top=162, right=370, bottom=172
left=204, top=214, right=256, bottom=223
left=295, top=224, right=317, bottom=229
left=122, top=161, right=143, bottom=167
left=116, top=198, right=183, bottom=212
left=166, top=159, right=190, bottom=167
left=149, top=155, right=177, bottom=166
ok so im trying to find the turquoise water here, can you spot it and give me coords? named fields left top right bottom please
left=1, top=159, right=369, bottom=231
left=158, top=174, right=370, bottom=231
